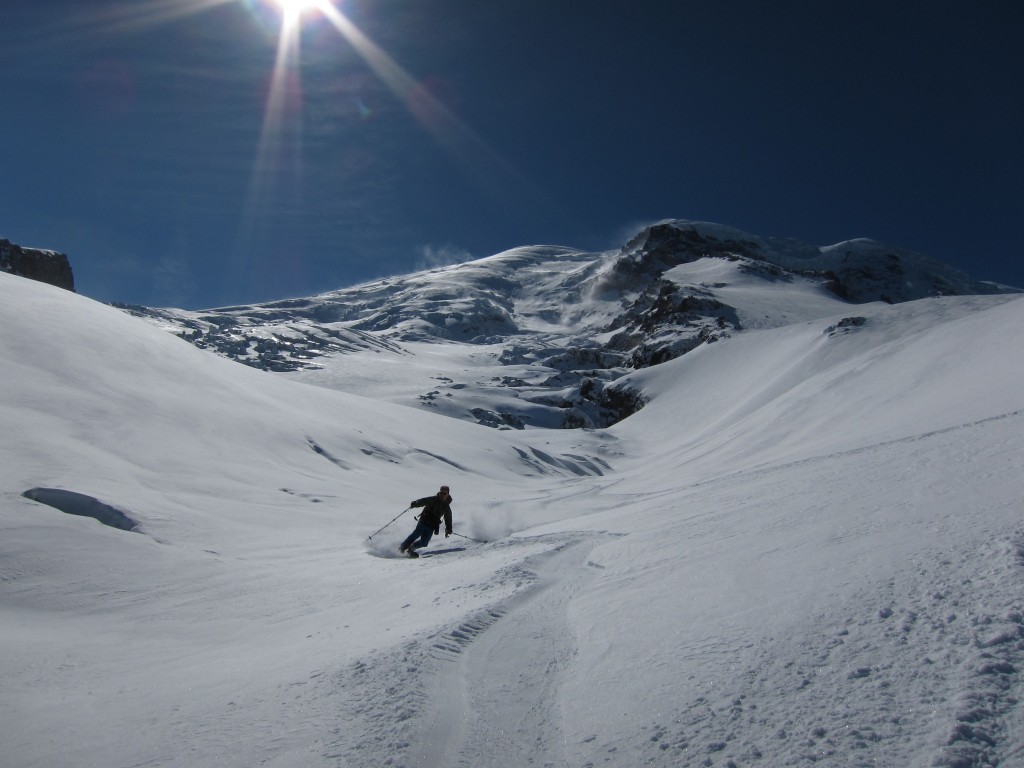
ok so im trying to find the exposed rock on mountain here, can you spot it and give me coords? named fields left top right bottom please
left=0, top=239, right=74, bottom=291
left=599, top=221, right=1007, bottom=304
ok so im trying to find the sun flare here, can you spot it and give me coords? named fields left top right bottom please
left=272, top=0, right=322, bottom=21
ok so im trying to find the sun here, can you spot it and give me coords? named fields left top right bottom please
left=270, top=0, right=324, bottom=25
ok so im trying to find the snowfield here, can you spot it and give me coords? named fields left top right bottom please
left=2, top=261, right=1023, bottom=767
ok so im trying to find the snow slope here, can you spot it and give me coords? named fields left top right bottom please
left=2, top=268, right=1023, bottom=767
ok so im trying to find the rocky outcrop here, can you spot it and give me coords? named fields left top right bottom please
left=0, top=239, right=75, bottom=291
left=600, top=220, right=1017, bottom=304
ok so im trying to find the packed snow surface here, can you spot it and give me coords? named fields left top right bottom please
left=2, top=268, right=1023, bottom=768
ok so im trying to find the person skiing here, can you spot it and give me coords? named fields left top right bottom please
left=399, top=485, right=453, bottom=558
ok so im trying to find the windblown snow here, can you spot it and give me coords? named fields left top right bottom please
left=2, top=222, right=1023, bottom=767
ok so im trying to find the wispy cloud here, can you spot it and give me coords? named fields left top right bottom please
left=414, top=243, right=473, bottom=272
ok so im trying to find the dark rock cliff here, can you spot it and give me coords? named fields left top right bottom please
left=0, top=239, right=75, bottom=291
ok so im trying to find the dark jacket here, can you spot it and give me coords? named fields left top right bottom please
left=411, top=494, right=453, bottom=535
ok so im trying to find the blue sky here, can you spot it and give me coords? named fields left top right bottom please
left=2, top=0, right=1022, bottom=308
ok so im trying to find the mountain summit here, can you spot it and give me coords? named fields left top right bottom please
left=124, top=220, right=1018, bottom=430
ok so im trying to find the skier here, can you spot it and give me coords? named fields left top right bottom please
left=399, top=485, right=453, bottom=558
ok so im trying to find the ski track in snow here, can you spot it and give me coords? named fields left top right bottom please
left=326, top=533, right=610, bottom=768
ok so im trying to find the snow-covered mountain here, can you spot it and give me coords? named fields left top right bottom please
left=2, top=221, right=1023, bottom=768
left=122, top=220, right=1018, bottom=430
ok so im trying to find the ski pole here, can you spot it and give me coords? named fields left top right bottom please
left=450, top=531, right=488, bottom=544
left=367, top=507, right=412, bottom=541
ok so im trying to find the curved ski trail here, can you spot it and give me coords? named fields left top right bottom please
left=410, top=535, right=601, bottom=768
